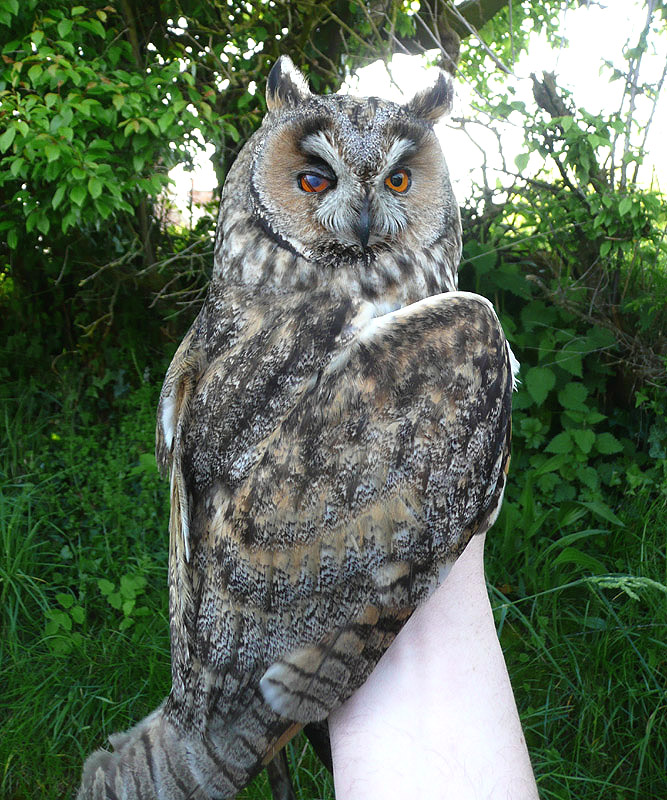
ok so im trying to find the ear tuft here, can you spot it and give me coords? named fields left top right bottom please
left=266, top=55, right=312, bottom=111
left=404, top=71, right=454, bottom=123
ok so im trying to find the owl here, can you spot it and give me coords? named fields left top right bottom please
left=78, top=56, right=516, bottom=800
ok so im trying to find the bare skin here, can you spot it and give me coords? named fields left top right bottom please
left=329, top=533, right=540, bottom=799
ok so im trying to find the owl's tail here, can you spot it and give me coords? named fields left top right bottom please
left=77, top=703, right=205, bottom=799
left=77, top=699, right=298, bottom=800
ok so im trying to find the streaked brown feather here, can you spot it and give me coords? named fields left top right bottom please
left=156, top=286, right=512, bottom=760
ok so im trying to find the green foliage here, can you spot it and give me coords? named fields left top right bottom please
left=0, top=378, right=172, bottom=797
left=458, top=0, right=568, bottom=92
left=459, top=200, right=666, bottom=798
left=0, top=3, right=205, bottom=241
left=458, top=50, right=667, bottom=783
left=0, top=1, right=220, bottom=397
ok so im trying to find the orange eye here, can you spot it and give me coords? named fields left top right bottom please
left=299, top=173, right=331, bottom=193
left=385, top=169, right=411, bottom=193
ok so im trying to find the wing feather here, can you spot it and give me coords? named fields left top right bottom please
left=161, top=287, right=513, bottom=732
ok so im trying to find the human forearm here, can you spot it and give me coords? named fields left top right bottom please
left=329, top=533, right=539, bottom=799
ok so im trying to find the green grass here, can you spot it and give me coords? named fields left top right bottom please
left=0, top=377, right=665, bottom=799
left=486, top=491, right=667, bottom=800
left=0, top=383, right=172, bottom=798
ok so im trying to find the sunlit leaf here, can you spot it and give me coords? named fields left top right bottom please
left=70, top=184, right=86, bottom=206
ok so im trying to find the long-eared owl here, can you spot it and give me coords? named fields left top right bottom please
left=78, top=56, right=517, bottom=800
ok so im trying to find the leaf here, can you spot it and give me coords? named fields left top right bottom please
left=88, top=176, right=103, bottom=199
left=579, top=466, right=600, bottom=491
left=27, top=63, right=42, bottom=83
left=571, top=428, right=595, bottom=454
left=57, top=19, right=73, bottom=38
left=56, top=610, right=72, bottom=631
left=45, top=143, right=60, bottom=162
left=545, top=431, right=572, bottom=454
left=466, top=243, right=496, bottom=275
left=149, top=173, right=165, bottom=194
left=587, top=133, right=606, bottom=148
left=122, top=599, right=135, bottom=617
left=94, top=197, right=114, bottom=219
left=37, top=214, right=50, bottom=235
left=157, top=110, right=175, bottom=133
left=618, top=197, right=632, bottom=216
left=223, top=121, right=240, bottom=142
left=596, top=432, right=623, bottom=455
left=72, top=6, right=86, bottom=14
left=532, top=453, right=569, bottom=475
left=0, top=125, right=16, bottom=153
left=558, top=382, right=588, bottom=411
left=525, top=366, right=556, bottom=405
left=52, top=183, right=66, bottom=209
left=25, top=211, right=39, bottom=234
left=56, top=592, right=73, bottom=609
left=514, top=152, right=530, bottom=171
left=44, top=618, right=60, bottom=636
left=9, top=157, right=24, bottom=177
left=70, top=606, right=85, bottom=624
left=138, top=452, right=157, bottom=472
left=553, top=546, right=607, bottom=575
left=521, top=300, right=558, bottom=331
left=7, top=228, right=18, bottom=249
left=586, top=326, right=616, bottom=351
left=578, top=500, right=624, bottom=527
left=557, top=349, right=583, bottom=377
left=538, top=529, right=607, bottom=565
left=70, top=184, right=86, bottom=206
left=120, top=574, right=146, bottom=597
left=84, top=18, right=106, bottom=37
left=139, top=116, right=159, bottom=136
left=97, top=578, right=115, bottom=595
left=61, top=210, right=76, bottom=233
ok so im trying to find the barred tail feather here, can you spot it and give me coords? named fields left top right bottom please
left=78, top=704, right=205, bottom=799
left=78, top=703, right=244, bottom=800
left=77, top=698, right=298, bottom=799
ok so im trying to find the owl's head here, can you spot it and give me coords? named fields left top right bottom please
left=216, top=56, right=460, bottom=301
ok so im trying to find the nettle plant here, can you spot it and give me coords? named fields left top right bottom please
left=456, top=21, right=667, bottom=560
left=462, top=243, right=624, bottom=499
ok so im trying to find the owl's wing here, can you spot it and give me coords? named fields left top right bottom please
left=165, top=289, right=515, bottom=731
left=156, top=311, right=208, bottom=565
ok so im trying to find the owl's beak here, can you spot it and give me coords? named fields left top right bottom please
left=355, top=194, right=371, bottom=250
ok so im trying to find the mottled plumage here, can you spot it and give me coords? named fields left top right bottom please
left=78, top=56, right=516, bottom=800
